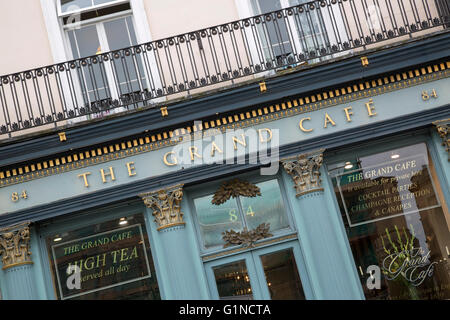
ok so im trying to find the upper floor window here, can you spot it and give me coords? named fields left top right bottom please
left=250, top=0, right=331, bottom=65
left=55, top=0, right=149, bottom=115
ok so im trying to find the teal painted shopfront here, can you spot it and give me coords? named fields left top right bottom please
left=0, top=35, right=449, bottom=300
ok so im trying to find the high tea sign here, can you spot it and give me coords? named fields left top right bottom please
left=51, top=224, right=151, bottom=300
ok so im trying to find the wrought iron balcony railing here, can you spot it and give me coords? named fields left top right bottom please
left=0, top=0, right=448, bottom=136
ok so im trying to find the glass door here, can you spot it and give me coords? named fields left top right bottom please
left=205, top=240, right=311, bottom=300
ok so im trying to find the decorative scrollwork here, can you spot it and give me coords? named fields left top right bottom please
left=281, top=150, right=325, bottom=197
left=0, top=221, right=32, bottom=270
left=212, top=179, right=261, bottom=205
left=139, top=184, right=185, bottom=231
left=222, top=223, right=272, bottom=248
left=433, top=119, right=449, bottom=161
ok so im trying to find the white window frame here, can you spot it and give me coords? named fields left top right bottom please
left=40, top=0, right=164, bottom=121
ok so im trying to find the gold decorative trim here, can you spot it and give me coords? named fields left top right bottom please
left=160, top=106, right=168, bottom=117
left=433, top=118, right=449, bottom=161
left=361, top=56, right=369, bottom=67
left=0, top=221, right=32, bottom=270
left=58, top=132, right=67, bottom=142
left=222, top=223, right=272, bottom=248
left=139, top=184, right=185, bottom=231
left=212, top=179, right=261, bottom=205
left=281, top=149, right=324, bottom=197
left=259, top=81, right=267, bottom=92
left=0, top=61, right=449, bottom=188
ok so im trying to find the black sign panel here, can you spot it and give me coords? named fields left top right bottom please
left=335, top=154, right=440, bottom=226
left=51, top=224, right=151, bottom=300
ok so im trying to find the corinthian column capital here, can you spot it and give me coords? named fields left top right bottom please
left=139, top=184, right=185, bottom=231
left=281, top=149, right=325, bottom=197
left=433, top=119, right=449, bottom=161
left=0, top=221, right=33, bottom=270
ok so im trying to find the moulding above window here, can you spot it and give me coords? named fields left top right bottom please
left=212, top=179, right=261, bottom=205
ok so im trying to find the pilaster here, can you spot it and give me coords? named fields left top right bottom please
left=281, top=150, right=363, bottom=300
left=0, top=221, right=40, bottom=299
left=139, top=184, right=209, bottom=299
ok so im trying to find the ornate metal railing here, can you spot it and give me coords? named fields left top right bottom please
left=0, top=0, right=448, bottom=135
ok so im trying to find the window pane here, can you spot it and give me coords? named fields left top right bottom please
left=46, top=213, right=161, bottom=300
left=194, top=195, right=242, bottom=249
left=94, top=0, right=117, bottom=6
left=213, top=261, right=253, bottom=300
left=330, top=142, right=450, bottom=300
left=260, top=249, right=305, bottom=300
left=68, top=26, right=110, bottom=102
left=61, top=0, right=93, bottom=13
left=240, top=179, right=289, bottom=232
left=104, top=17, right=146, bottom=95
left=60, top=0, right=119, bottom=12
left=253, top=0, right=293, bottom=60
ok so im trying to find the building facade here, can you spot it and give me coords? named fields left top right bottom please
left=0, top=0, right=449, bottom=300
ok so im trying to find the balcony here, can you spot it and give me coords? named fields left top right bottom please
left=0, top=0, right=448, bottom=139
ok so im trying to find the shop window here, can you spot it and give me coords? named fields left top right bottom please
left=45, top=213, right=160, bottom=300
left=192, top=178, right=291, bottom=250
left=328, top=142, right=450, bottom=300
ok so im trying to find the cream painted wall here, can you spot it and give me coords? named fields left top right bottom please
left=0, top=0, right=54, bottom=76
left=142, top=0, right=240, bottom=40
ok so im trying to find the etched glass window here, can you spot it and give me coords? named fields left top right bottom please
left=328, top=142, right=450, bottom=300
left=193, top=179, right=290, bottom=250
left=46, top=213, right=160, bottom=300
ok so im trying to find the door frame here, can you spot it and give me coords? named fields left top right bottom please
left=204, top=239, right=314, bottom=300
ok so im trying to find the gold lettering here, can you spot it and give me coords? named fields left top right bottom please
left=365, top=99, right=377, bottom=117
left=100, top=167, right=116, bottom=183
left=163, top=151, right=177, bottom=166
left=343, top=106, right=353, bottom=122
left=258, top=128, right=272, bottom=142
left=111, top=250, right=120, bottom=263
left=84, top=257, right=95, bottom=270
left=78, top=172, right=92, bottom=187
left=126, top=161, right=137, bottom=176
left=210, top=141, right=223, bottom=157
left=129, top=246, right=138, bottom=260
left=324, top=113, right=336, bottom=128
left=96, top=253, right=107, bottom=268
left=299, top=117, right=313, bottom=132
left=189, top=146, right=202, bottom=161
left=120, top=248, right=129, bottom=262
left=232, top=134, right=247, bottom=150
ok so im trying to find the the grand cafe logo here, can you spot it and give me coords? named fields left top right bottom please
left=381, top=225, right=437, bottom=287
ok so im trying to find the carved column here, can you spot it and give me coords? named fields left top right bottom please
left=433, top=119, right=449, bottom=161
left=140, top=184, right=185, bottom=231
left=281, top=150, right=363, bottom=299
left=139, top=184, right=209, bottom=299
left=281, top=150, right=324, bottom=196
left=0, top=222, right=39, bottom=299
